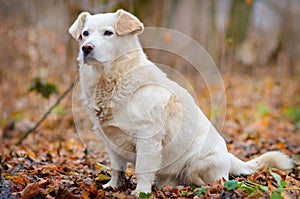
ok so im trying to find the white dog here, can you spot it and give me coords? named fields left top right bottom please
left=69, top=10, right=293, bottom=195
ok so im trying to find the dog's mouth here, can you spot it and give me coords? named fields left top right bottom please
left=83, top=55, right=108, bottom=65
left=84, top=56, right=97, bottom=63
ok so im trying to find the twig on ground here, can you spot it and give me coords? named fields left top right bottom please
left=17, top=81, right=76, bottom=145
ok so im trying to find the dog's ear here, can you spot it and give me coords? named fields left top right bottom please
left=69, top=12, right=91, bottom=41
left=115, top=9, right=144, bottom=36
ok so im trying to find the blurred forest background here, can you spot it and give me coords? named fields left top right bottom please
left=0, top=0, right=300, bottom=145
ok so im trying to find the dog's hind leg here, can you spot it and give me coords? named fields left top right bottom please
left=181, top=150, right=230, bottom=186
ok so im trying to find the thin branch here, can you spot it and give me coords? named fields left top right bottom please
left=17, top=81, right=76, bottom=145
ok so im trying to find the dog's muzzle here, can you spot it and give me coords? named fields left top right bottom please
left=81, top=43, right=108, bottom=64
left=82, top=43, right=94, bottom=58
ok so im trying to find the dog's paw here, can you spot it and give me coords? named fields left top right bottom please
left=103, top=181, right=117, bottom=189
left=131, top=190, right=152, bottom=197
left=130, top=190, right=140, bottom=197
left=102, top=184, right=111, bottom=189
left=131, top=190, right=146, bottom=197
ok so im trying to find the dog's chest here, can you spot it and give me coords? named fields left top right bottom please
left=80, top=68, right=141, bottom=155
left=80, top=66, right=140, bottom=123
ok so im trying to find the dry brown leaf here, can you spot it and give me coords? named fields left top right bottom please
left=21, top=183, right=41, bottom=199
left=97, top=173, right=111, bottom=181
left=81, top=191, right=89, bottom=199
left=26, top=148, right=36, bottom=159
left=94, top=162, right=111, bottom=172
left=246, top=189, right=265, bottom=199
left=12, top=176, right=29, bottom=186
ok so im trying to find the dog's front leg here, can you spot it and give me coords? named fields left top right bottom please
left=132, top=137, right=162, bottom=196
left=103, top=168, right=122, bottom=189
left=103, top=149, right=126, bottom=189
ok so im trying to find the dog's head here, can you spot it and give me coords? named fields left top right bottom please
left=69, top=9, right=144, bottom=65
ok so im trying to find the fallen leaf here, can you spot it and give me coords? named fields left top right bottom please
left=94, top=162, right=111, bottom=172
left=12, top=176, right=29, bottom=186
left=26, top=148, right=36, bottom=159
left=21, top=183, right=41, bottom=199
left=97, top=173, right=111, bottom=182
left=81, top=191, right=89, bottom=199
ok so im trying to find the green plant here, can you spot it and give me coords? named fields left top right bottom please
left=284, top=106, right=300, bottom=127
left=29, top=77, right=58, bottom=99
left=193, top=187, right=208, bottom=196
left=139, top=192, right=154, bottom=198
left=224, top=179, right=266, bottom=194
left=256, top=102, right=269, bottom=117
left=224, top=169, right=300, bottom=198
left=53, top=105, right=64, bottom=115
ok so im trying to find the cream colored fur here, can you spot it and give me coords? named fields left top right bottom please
left=69, top=9, right=293, bottom=195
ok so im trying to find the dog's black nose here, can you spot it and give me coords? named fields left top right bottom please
left=82, top=43, right=94, bottom=57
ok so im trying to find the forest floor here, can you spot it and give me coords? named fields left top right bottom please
left=1, top=67, right=300, bottom=198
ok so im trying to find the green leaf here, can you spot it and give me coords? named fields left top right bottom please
left=29, top=77, right=58, bottom=99
left=224, top=180, right=238, bottom=191
left=259, top=184, right=269, bottom=192
left=0, top=117, right=8, bottom=128
left=179, top=191, right=189, bottom=196
left=53, top=105, right=64, bottom=115
left=12, top=112, right=23, bottom=121
left=244, top=180, right=268, bottom=192
left=280, top=181, right=287, bottom=188
left=284, top=107, right=300, bottom=126
left=241, top=184, right=255, bottom=194
left=236, top=182, right=243, bottom=188
left=284, top=108, right=296, bottom=117
left=139, top=192, right=153, bottom=198
left=190, top=185, right=196, bottom=190
left=256, top=102, right=269, bottom=117
left=193, top=188, right=207, bottom=196
left=269, top=168, right=283, bottom=190
left=270, top=191, right=282, bottom=199
left=226, top=37, right=233, bottom=47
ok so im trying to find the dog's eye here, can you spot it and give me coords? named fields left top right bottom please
left=104, top=30, right=113, bottom=36
left=83, top=31, right=89, bottom=37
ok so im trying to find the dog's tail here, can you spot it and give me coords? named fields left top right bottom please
left=229, top=151, right=293, bottom=175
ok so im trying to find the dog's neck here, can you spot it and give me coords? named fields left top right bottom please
left=105, top=49, right=147, bottom=73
